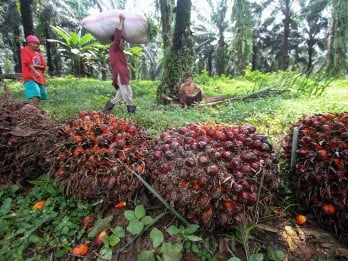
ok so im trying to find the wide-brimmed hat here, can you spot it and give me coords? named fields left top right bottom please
left=26, top=35, right=40, bottom=44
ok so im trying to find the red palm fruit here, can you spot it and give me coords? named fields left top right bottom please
left=115, top=201, right=127, bottom=209
left=206, top=128, right=216, bottom=137
left=199, top=155, right=209, bottom=165
left=198, top=175, right=209, bottom=187
left=185, top=157, right=196, bottom=167
left=81, top=215, right=95, bottom=230
left=225, top=131, right=234, bottom=140
left=233, top=184, right=243, bottom=194
left=222, top=150, right=232, bottom=160
left=95, top=230, right=107, bottom=247
left=214, top=151, right=222, bottom=160
left=238, top=191, right=249, bottom=204
left=322, top=204, right=335, bottom=215
left=215, top=130, right=226, bottom=141
left=225, top=201, right=236, bottom=213
left=198, top=141, right=207, bottom=150
left=248, top=192, right=257, bottom=205
left=207, top=164, right=218, bottom=175
left=317, top=150, right=327, bottom=160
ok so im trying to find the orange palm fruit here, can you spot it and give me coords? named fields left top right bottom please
left=115, top=201, right=127, bottom=209
left=295, top=214, right=307, bottom=225
left=94, top=230, right=107, bottom=247
left=273, top=208, right=281, bottom=215
left=32, top=200, right=45, bottom=210
left=322, top=204, right=335, bottom=215
left=72, top=244, right=89, bottom=256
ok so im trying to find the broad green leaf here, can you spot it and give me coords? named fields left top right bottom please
left=160, top=242, right=183, bottom=261
left=185, top=235, right=202, bottom=242
left=134, top=205, right=146, bottom=219
left=80, top=34, right=96, bottom=45
left=127, top=220, right=144, bottom=235
left=141, top=215, right=153, bottom=225
left=185, top=224, right=200, bottom=234
left=111, top=226, right=125, bottom=238
left=29, top=234, right=40, bottom=243
left=54, top=249, right=66, bottom=258
left=51, top=26, right=70, bottom=43
left=166, top=225, right=179, bottom=235
left=275, top=250, right=285, bottom=260
left=108, top=235, right=121, bottom=247
left=267, top=246, right=285, bottom=261
left=183, top=241, right=191, bottom=249
left=100, top=247, right=113, bottom=261
left=137, top=250, right=155, bottom=261
left=249, top=253, right=264, bottom=261
left=69, top=33, right=79, bottom=45
left=1, top=198, right=12, bottom=213
left=190, top=243, right=200, bottom=254
left=124, top=210, right=136, bottom=221
left=149, top=228, right=164, bottom=248
left=227, top=258, right=242, bottom=261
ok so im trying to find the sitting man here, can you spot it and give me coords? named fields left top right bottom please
left=178, top=74, right=204, bottom=109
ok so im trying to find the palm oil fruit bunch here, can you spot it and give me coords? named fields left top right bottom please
left=49, top=111, right=150, bottom=204
left=146, top=122, right=279, bottom=231
left=283, top=112, right=348, bottom=236
left=0, top=89, right=59, bottom=185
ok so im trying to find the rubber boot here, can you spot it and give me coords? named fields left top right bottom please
left=103, top=101, right=114, bottom=113
left=127, top=105, right=136, bottom=114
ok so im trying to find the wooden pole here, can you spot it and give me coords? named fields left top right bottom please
left=290, top=127, right=299, bottom=169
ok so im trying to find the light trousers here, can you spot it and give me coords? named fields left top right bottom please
left=111, top=74, right=133, bottom=106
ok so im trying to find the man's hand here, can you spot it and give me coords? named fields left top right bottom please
left=119, top=14, right=125, bottom=20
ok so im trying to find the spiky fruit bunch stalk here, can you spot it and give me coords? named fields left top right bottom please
left=49, top=111, right=150, bottom=205
left=0, top=90, right=59, bottom=185
left=283, top=112, right=348, bottom=236
left=146, top=122, right=279, bottom=231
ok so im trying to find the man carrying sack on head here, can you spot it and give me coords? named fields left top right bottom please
left=103, top=13, right=136, bottom=114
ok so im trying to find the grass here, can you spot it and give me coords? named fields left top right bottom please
left=4, top=73, right=348, bottom=141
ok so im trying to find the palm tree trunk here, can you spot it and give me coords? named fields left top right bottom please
left=157, top=0, right=193, bottom=102
left=20, top=0, right=34, bottom=37
left=279, top=0, right=291, bottom=70
left=159, top=0, right=175, bottom=49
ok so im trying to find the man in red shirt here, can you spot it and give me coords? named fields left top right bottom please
left=103, top=14, right=136, bottom=114
left=21, top=35, right=47, bottom=107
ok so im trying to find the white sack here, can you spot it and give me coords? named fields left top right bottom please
left=80, top=9, right=148, bottom=45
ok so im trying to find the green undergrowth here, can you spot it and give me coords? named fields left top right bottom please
left=1, top=71, right=347, bottom=260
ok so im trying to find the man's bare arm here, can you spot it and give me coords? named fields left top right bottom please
left=194, top=83, right=204, bottom=95
left=118, top=14, right=124, bottom=31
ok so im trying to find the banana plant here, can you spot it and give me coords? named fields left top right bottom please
left=48, top=25, right=105, bottom=77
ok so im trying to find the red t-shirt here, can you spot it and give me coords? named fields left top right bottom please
left=109, top=29, right=129, bottom=89
left=21, top=46, right=47, bottom=85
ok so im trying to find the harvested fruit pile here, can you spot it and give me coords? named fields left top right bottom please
left=146, top=122, right=279, bottom=231
left=0, top=87, right=59, bottom=186
left=49, top=111, right=151, bottom=205
left=283, top=112, right=348, bottom=236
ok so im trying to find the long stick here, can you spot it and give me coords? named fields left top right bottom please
left=290, top=127, right=299, bottom=169
left=130, top=169, right=190, bottom=226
